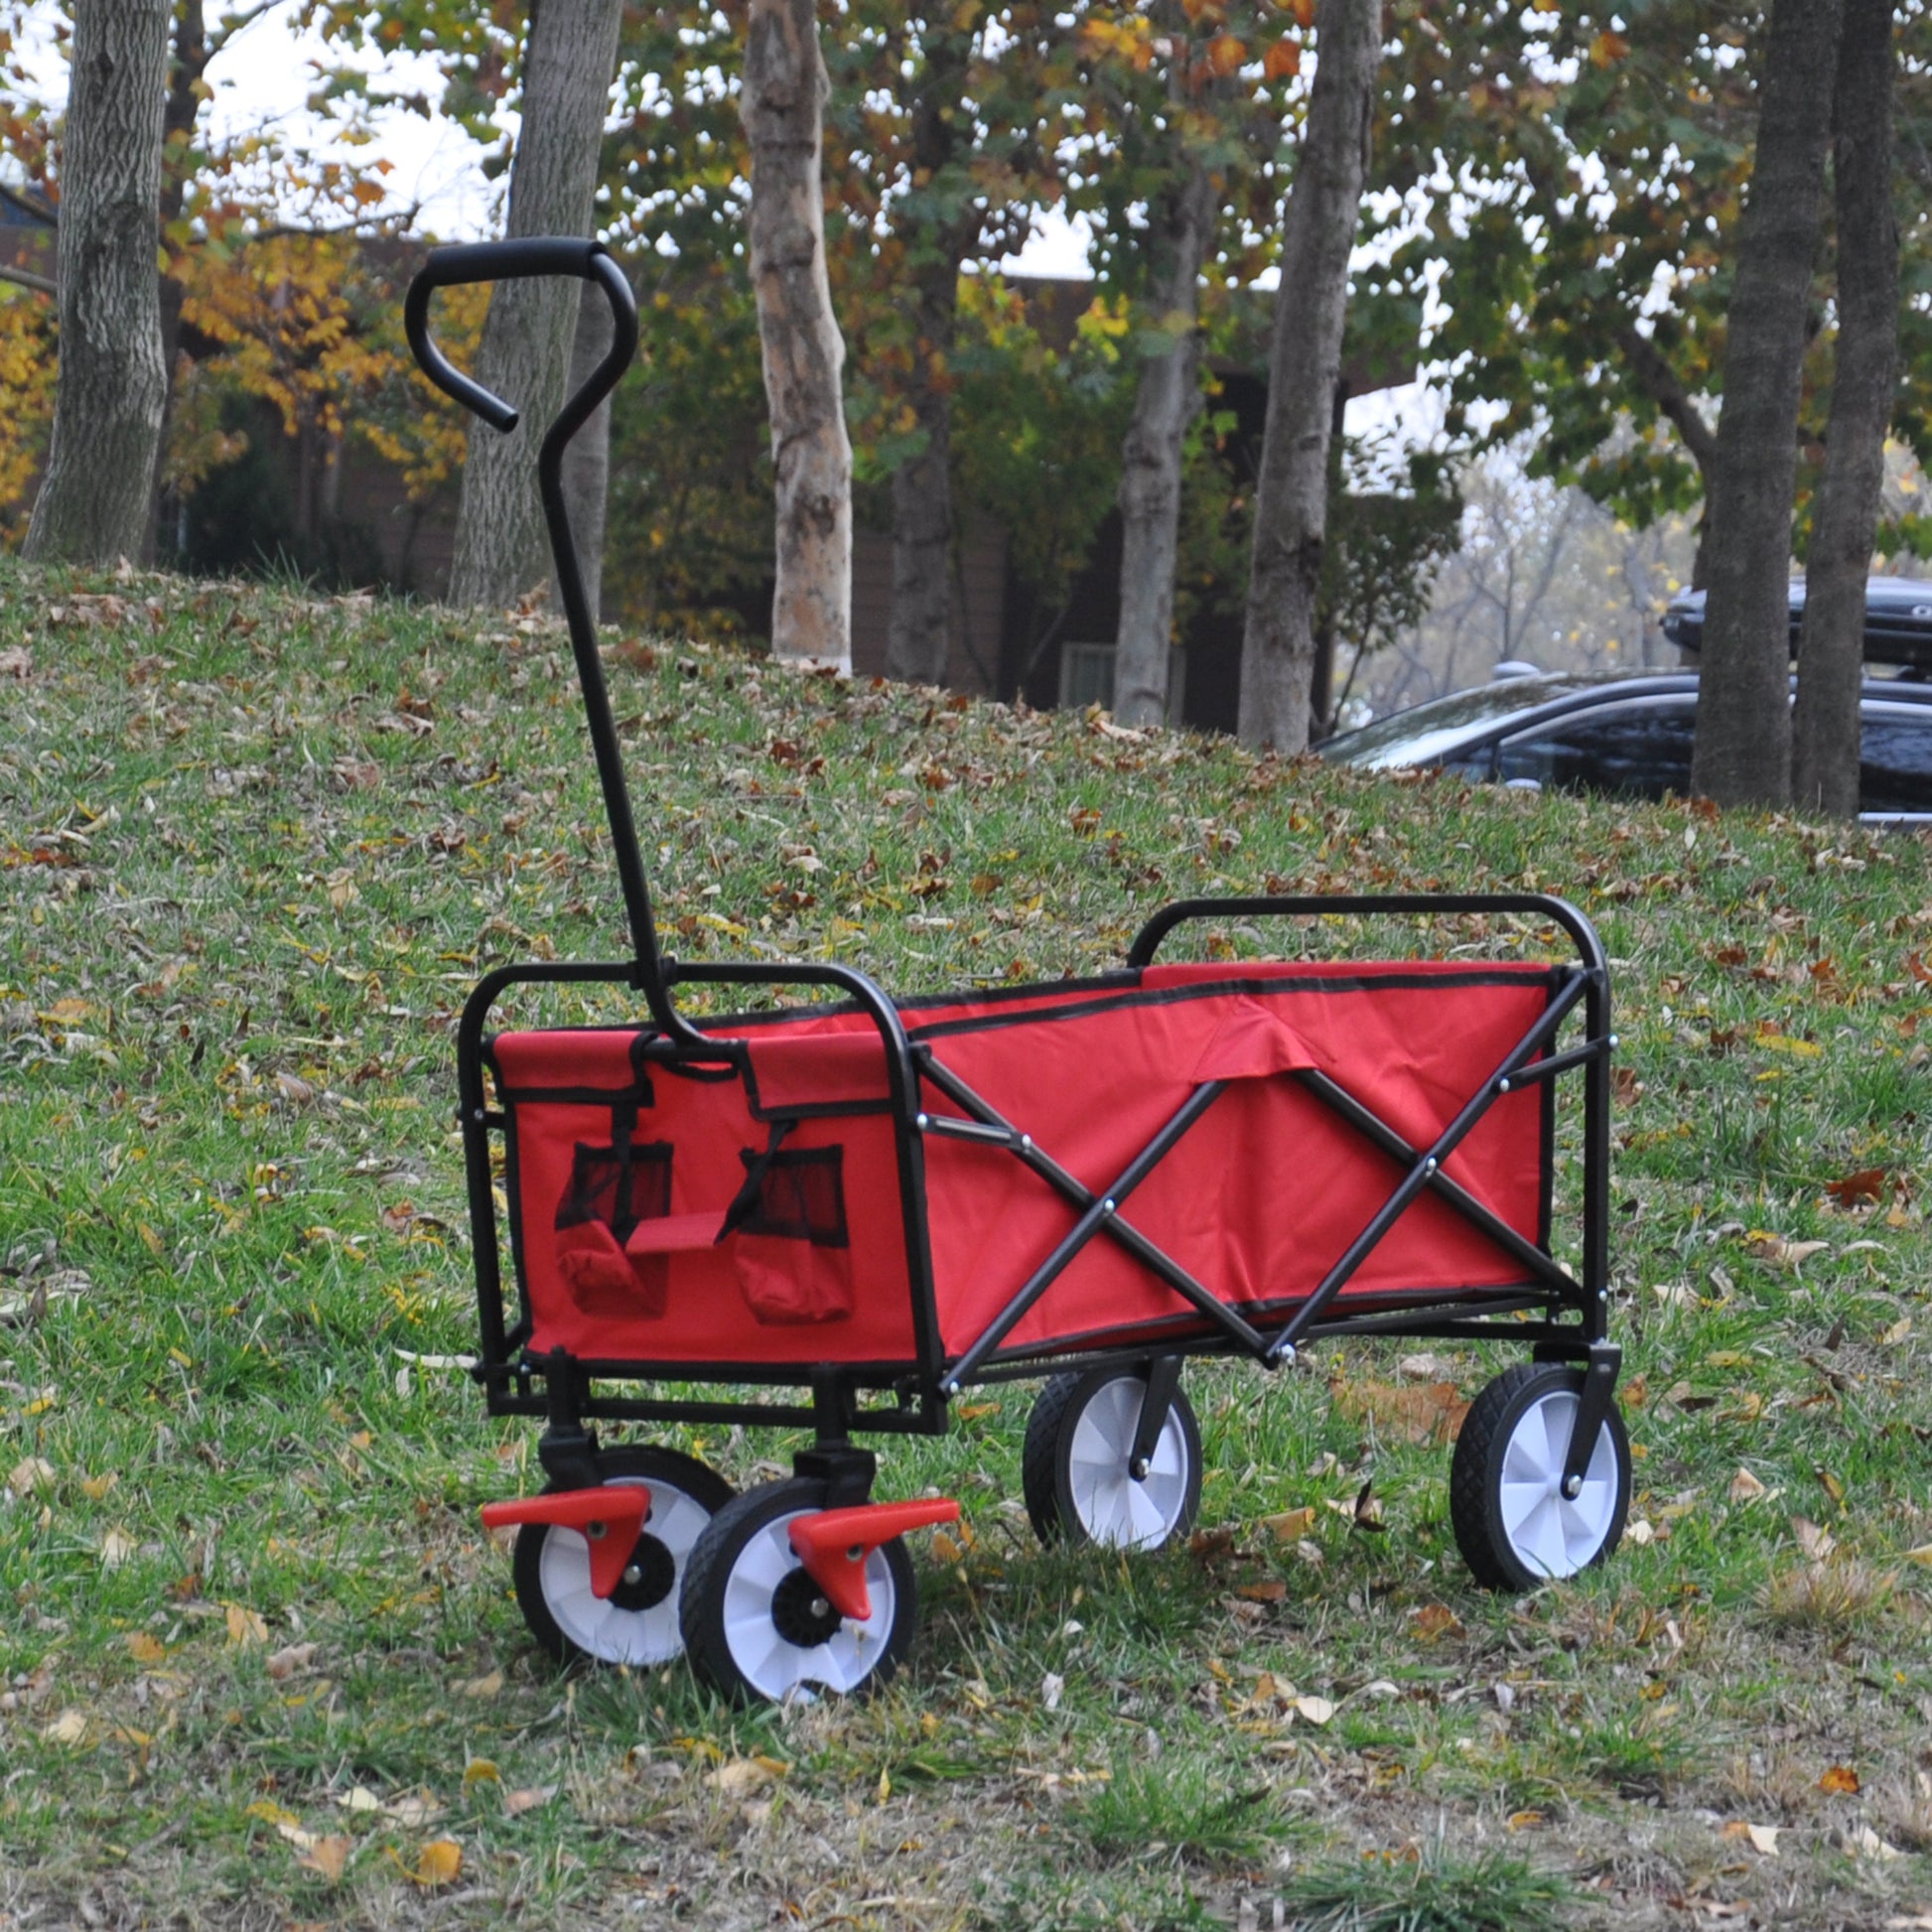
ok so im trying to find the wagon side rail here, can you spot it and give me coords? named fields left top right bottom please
left=926, top=891, right=1614, bottom=1391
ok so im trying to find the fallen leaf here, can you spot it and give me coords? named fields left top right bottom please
left=99, top=1529, right=138, bottom=1570
left=294, top=1834, right=349, bottom=1881
left=42, top=1710, right=89, bottom=1746
left=1825, top=1169, right=1888, bottom=1209
left=408, top=1839, right=462, bottom=1887
left=707, top=1758, right=781, bottom=1797
left=1409, top=1602, right=1463, bottom=1644
left=1292, top=1695, right=1335, bottom=1725
left=1849, top=1823, right=1901, bottom=1861
left=1728, top=1468, right=1768, bottom=1505
left=247, top=1800, right=303, bottom=1831
left=1234, top=1580, right=1287, bottom=1603
left=458, top=1670, right=502, bottom=1700
left=1881, top=1315, right=1913, bottom=1346
left=1333, top=1379, right=1467, bottom=1446
left=1819, top=1763, right=1862, bottom=1795
left=1745, top=1232, right=1830, bottom=1269
left=503, top=1785, right=555, bottom=1815
left=267, top=1642, right=318, bottom=1681
left=1040, top=1672, right=1065, bottom=1713
left=1791, top=1517, right=1837, bottom=1562
left=80, top=1472, right=118, bottom=1500
left=224, top=1602, right=268, bottom=1649
left=383, top=1794, right=446, bottom=1829
left=462, top=1759, right=499, bottom=1788
left=124, top=1632, right=167, bottom=1665
left=1903, top=1543, right=1932, bottom=1566
left=1261, top=1506, right=1316, bottom=1542
left=337, top=1786, right=384, bottom=1814
left=8, top=1456, right=55, bottom=1498
left=1626, top=1517, right=1656, bottom=1546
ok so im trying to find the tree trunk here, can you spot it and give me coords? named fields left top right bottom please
left=23, top=0, right=170, bottom=568
left=1690, top=0, right=1844, bottom=808
left=147, top=0, right=209, bottom=566
left=1236, top=0, right=1381, bottom=752
left=1792, top=0, right=1897, bottom=819
left=448, top=0, right=623, bottom=611
left=557, top=273, right=616, bottom=625
left=884, top=28, right=975, bottom=687
left=743, top=0, right=852, bottom=669
left=1112, top=155, right=1218, bottom=728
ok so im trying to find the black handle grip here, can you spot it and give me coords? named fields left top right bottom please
left=404, top=238, right=631, bottom=433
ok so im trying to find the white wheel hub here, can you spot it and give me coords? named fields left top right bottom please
left=1497, top=1389, right=1620, bottom=1580
left=538, top=1475, right=709, bottom=1665
left=1068, top=1377, right=1191, bottom=1551
left=722, top=1508, right=897, bottom=1702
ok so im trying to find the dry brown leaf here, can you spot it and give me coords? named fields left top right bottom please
left=1261, top=1506, right=1316, bottom=1542
left=1825, top=1169, right=1888, bottom=1209
left=124, top=1631, right=166, bottom=1665
left=42, top=1711, right=89, bottom=1746
left=1745, top=1232, right=1830, bottom=1269
left=457, top=1670, right=502, bottom=1700
left=1333, top=1379, right=1468, bottom=1445
left=503, top=1785, right=556, bottom=1816
left=1728, top=1468, right=1768, bottom=1505
left=79, top=1472, right=118, bottom=1500
left=1903, top=1542, right=1932, bottom=1566
left=295, top=1834, right=349, bottom=1881
left=1820, top=1763, right=1862, bottom=1795
left=1410, top=1602, right=1464, bottom=1644
left=98, top=1529, right=138, bottom=1570
left=1791, top=1516, right=1837, bottom=1562
left=8, top=1456, right=55, bottom=1498
left=707, top=1758, right=780, bottom=1798
left=1849, top=1824, right=1901, bottom=1861
left=1234, top=1579, right=1287, bottom=1603
left=224, top=1602, right=268, bottom=1649
left=1880, top=1315, right=1913, bottom=1346
left=382, top=1793, right=446, bottom=1829
left=1292, top=1695, right=1334, bottom=1725
left=266, top=1642, right=318, bottom=1681
left=1625, top=1517, right=1656, bottom=1546
left=462, top=1759, right=499, bottom=1788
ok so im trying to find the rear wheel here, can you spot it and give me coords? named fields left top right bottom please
left=1022, top=1365, right=1201, bottom=1551
left=679, top=1479, right=917, bottom=1705
left=1449, top=1364, right=1630, bottom=1591
left=511, top=1446, right=732, bottom=1666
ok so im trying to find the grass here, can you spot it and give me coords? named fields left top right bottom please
left=3, top=558, right=1932, bottom=1928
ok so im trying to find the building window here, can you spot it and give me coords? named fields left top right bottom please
left=1058, top=641, right=1187, bottom=724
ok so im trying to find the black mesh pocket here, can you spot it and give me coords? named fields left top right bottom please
left=556, top=1140, right=672, bottom=1244
left=735, top=1145, right=847, bottom=1247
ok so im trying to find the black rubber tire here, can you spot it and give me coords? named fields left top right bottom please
left=1020, top=1365, right=1202, bottom=1551
left=511, top=1445, right=733, bottom=1666
left=1449, top=1363, right=1631, bottom=1592
left=679, top=1478, right=918, bottom=1706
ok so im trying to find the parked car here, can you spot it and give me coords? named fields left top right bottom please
left=1317, top=669, right=1932, bottom=822
left=1662, top=575, right=1932, bottom=666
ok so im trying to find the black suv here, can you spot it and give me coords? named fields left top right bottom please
left=1318, top=669, right=1932, bottom=822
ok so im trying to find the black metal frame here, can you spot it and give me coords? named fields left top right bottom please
left=411, top=242, right=1620, bottom=1479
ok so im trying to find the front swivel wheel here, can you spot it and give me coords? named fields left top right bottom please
left=511, top=1446, right=733, bottom=1666
left=679, top=1479, right=917, bottom=1705
left=1449, top=1363, right=1630, bottom=1591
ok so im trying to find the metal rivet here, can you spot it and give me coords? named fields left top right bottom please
left=1423, top=1158, right=1438, bottom=1173
left=810, top=1597, right=830, bottom=1619
left=1021, top=1134, right=1033, bottom=1151
left=622, top=1564, right=642, bottom=1586
left=1608, top=1034, right=1620, bottom=1048
left=1497, top=1078, right=1511, bottom=1094
left=474, top=1108, right=485, bottom=1122
left=915, top=1112, right=929, bottom=1130
left=1102, top=1198, right=1116, bottom=1214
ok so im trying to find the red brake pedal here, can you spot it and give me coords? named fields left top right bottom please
left=481, top=1485, right=650, bottom=1599
left=787, top=1499, right=960, bottom=1622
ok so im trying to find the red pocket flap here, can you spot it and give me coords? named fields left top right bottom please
left=741, top=1031, right=893, bottom=1112
left=623, top=1211, right=727, bottom=1255
left=1188, top=997, right=1316, bottom=1083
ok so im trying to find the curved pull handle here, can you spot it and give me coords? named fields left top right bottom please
left=403, top=238, right=638, bottom=435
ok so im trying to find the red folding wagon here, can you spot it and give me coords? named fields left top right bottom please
left=407, top=242, right=1632, bottom=1705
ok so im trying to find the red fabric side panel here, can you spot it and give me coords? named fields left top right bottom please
left=497, top=1030, right=912, bottom=1366
left=921, top=979, right=1551, bottom=1356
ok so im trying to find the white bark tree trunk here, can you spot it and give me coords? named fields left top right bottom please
left=24, top=0, right=170, bottom=568
left=557, top=274, right=616, bottom=625
left=743, top=0, right=852, bottom=670
left=1112, top=157, right=1218, bottom=728
left=448, top=0, right=623, bottom=611
left=1236, top=0, right=1381, bottom=752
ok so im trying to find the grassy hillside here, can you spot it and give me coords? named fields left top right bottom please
left=3, top=561, right=1931, bottom=1930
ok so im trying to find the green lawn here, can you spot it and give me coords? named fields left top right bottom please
left=3, top=561, right=1930, bottom=1929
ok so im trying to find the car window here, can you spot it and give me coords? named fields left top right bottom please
left=1860, top=705, right=1932, bottom=814
left=1496, top=699, right=1697, bottom=801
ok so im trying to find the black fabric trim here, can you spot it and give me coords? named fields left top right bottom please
left=903, top=965, right=1564, bottom=1045
left=556, top=1137, right=672, bottom=1245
